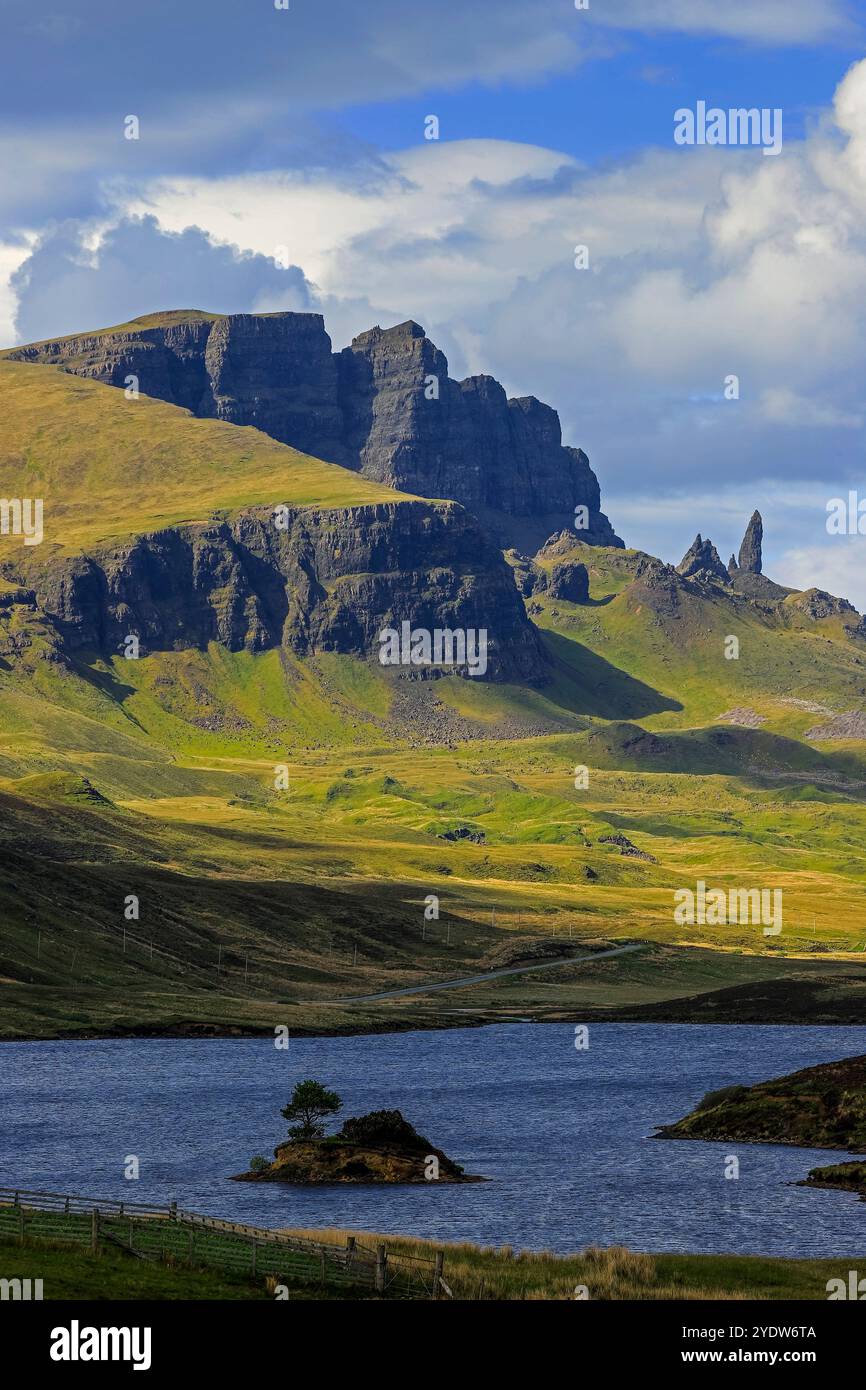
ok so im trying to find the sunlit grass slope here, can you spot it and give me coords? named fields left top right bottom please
left=0, top=359, right=406, bottom=549
left=529, top=543, right=866, bottom=735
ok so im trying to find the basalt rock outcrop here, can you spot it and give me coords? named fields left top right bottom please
left=546, top=560, right=590, bottom=603
left=736, top=510, right=763, bottom=575
left=728, top=511, right=785, bottom=596
left=676, top=534, right=731, bottom=585
left=7, top=311, right=622, bottom=554
left=10, top=499, right=544, bottom=682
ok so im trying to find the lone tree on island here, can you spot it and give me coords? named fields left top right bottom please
left=281, top=1080, right=342, bottom=1142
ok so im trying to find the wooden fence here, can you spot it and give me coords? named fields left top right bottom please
left=0, top=1187, right=447, bottom=1299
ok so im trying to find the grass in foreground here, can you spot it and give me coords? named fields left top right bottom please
left=275, top=1227, right=866, bottom=1300
left=2, top=1229, right=858, bottom=1301
left=0, top=1235, right=272, bottom=1300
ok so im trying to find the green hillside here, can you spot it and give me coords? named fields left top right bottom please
left=530, top=541, right=866, bottom=737
left=1, top=349, right=866, bottom=1037
left=0, top=359, right=403, bottom=549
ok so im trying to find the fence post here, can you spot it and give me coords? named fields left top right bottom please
left=432, top=1250, right=444, bottom=1300
left=18, top=1203, right=25, bottom=1245
left=251, top=1240, right=257, bottom=1277
left=91, top=1207, right=99, bottom=1254
left=375, top=1243, right=387, bottom=1294
left=346, top=1235, right=356, bottom=1268
left=169, top=1201, right=177, bottom=1222
left=320, top=1251, right=326, bottom=1286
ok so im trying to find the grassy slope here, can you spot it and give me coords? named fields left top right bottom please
left=0, top=359, right=406, bottom=550
left=0, top=366, right=865, bottom=1034
left=530, top=543, right=866, bottom=737
left=1, top=574, right=866, bottom=1035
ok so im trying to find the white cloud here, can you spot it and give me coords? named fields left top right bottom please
left=759, top=387, right=863, bottom=429
left=0, top=241, right=32, bottom=344
left=782, top=539, right=866, bottom=609
left=595, top=0, right=857, bottom=44
left=9, top=56, right=866, bottom=608
left=9, top=218, right=312, bottom=345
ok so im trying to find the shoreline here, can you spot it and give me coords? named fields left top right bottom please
left=5, top=1006, right=866, bottom=1044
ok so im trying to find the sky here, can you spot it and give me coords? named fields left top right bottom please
left=2, top=0, right=866, bottom=601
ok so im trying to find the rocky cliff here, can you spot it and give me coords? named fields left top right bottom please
left=7, top=311, right=621, bottom=553
left=9, top=498, right=544, bottom=682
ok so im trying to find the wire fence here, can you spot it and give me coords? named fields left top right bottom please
left=0, top=1187, right=447, bottom=1299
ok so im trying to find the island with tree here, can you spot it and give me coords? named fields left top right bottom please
left=232, top=1080, right=486, bottom=1184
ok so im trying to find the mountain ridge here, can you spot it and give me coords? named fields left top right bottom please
left=4, top=309, right=622, bottom=554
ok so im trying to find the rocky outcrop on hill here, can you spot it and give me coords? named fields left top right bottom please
left=8, top=312, right=622, bottom=553
left=8, top=499, right=544, bottom=682
left=677, top=534, right=730, bottom=584
left=788, top=589, right=862, bottom=623
left=507, top=551, right=548, bottom=597
left=729, top=512, right=786, bottom=596
left=805, top=711, right=866, bottom=740
left=547, top=561, right=589, bottom=603
left=598, top=833, right=657, bottom=863
left=736, top=510, right=763, bottom=574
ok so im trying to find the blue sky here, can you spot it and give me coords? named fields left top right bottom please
left=2, top=0, right=866, bottom=601
left=338, top=39, right=856, bottom=161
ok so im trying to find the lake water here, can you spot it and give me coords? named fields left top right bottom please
left=2, top=1023, right=865, bottom=1257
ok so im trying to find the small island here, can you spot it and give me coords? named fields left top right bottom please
left=655, top=1054, right=866, bottom=1151
left=232, top=1080, right=486, bottom=1185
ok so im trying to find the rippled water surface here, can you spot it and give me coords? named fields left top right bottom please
left=2, top=1023, right=865, bottom=1256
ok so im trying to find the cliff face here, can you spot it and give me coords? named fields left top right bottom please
left=9, top=311, right=621, bottom=553
left=13, top=499, right=544, bottom=682
left=336, top=320, right=619, bottom=550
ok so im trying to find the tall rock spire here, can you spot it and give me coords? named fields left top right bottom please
left=737, top=511, right=763, bottom=574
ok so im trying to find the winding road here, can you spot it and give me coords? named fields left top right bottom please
left=327, top=941, right=647, bottom=1005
